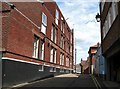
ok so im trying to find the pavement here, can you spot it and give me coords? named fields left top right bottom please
left=94, top=75, right=120, bottom=89
left=7, top=73, right=120, bottom=89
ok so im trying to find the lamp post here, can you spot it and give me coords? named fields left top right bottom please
left=75, top=48, right=77, bottom=73
left=95, top=13, right=100, bottom=22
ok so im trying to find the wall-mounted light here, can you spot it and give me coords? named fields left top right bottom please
left=95, top=13, right=100, bottom=22
left=9, top=4, right=16, bottom=9
left=1, top=3, right=15, bottom=13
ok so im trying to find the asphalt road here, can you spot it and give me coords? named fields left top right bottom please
left=12, top=74, right=104, bottom=89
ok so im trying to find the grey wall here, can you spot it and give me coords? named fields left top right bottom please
left=2, top=59, right=71, bottom=87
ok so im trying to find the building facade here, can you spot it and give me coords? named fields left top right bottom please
left=94, top=45, right=106, bottom=80
left=88, top=44, right=98, bottom=74
left=80, top=59, right=89, bottom=74
left=100, top=1, right=120, bottom=82
left=1, top=1, right=74, bottom=87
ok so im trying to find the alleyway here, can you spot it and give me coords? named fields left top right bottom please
left=11, top=74, right=105, bottom=89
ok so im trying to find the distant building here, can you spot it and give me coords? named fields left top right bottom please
left=100, top=1, right=120, bottom=82
left=1, top=1, right=74, bottom=87
left=88, top=44, right=98, bottom=74
left=94, top=45, right=106, bottom=80
left=80, top=59, right=89, bottom=74
left=75, top=64, right=81, bottom=74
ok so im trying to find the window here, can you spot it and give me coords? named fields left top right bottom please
left=108, top=9, right=112, bottom=29
left=66, top=42, right=69, bottom=53
left=60, top=53, right=64, bottom=65
left=60, top=68, right=64, bottom=73
left=70, top=59, right=72, bottom=68
left=105, top=15, right=109, bottom=34
left=51, top=25, right=57, bottom=43
left=70, top=34, right=72, bottom=44
left=50, top=67, right=56, bottom=72
left=60, top=35, right=64, bottom=49
left=38, top=65, right=44, bottom=71
left=55, top=10, right=59, bottom=25
left=70, top=45, right=72, bottom=55
left=66, top=57, right=70, bottom=67
left=111, top=2, right=118, bottom=22
left=63, top=23, right=65, bottom=33
left=50, top=48, right=54, bottom=63
left=102, top=25, right=106, bottom=39
left=50, top=47, right=57, bottom=63
left=61, top=18, right=63, bottom=31
left=33, top=36, right=39, bottom=58
left=66, top=70, right=69, bottom=73
left=54, top=50, right=57, bottom=63
left=39, top=40, right=45, bottom=60
left=41, top=13, right=47, bottom=34
left=101, top=0, right=106, bottom=12
left=102, top=2, right=118, bottom=39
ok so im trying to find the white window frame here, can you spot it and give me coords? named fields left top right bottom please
left=60, top=36, right=64, bottom=49
left=41, top=13, right=47, bottom=34
left=102, top=2, right=118, bottom=39
left=60, top=53, right=64, bottom=65
left=42, top=12, right=47, bottom=26
left=50, top=67, right=56, bottom=72
left=66, top=70, right=69, bottom=73
left=66, top=57, right=70, bottom=67
left=50, top=48, right=54, bottom=63
left=33, top=36, right=39, bottom=58
left=60, top=68, right=64, bottom=73
left=60, top=53, right=62, bottom=65
left=70, top=45, right=72, bottom=55
left=54, top=50, right=57, bottom=64
left=39, top=40, right=45, bottom=60
left=51, top=25, right=57, bottom=43
left=38, top=65, right=44, bottom=71
left=111, top=2, right=118, bottom=22
left=61, top=18, right=63, bottom=31
left=50, top=47, right=57, bottom=63
left=51, top=26, right=53, bottom=42
left=55, top=10, right=59, bottom=25
left=101, top=0, right=106, bottom=12
left=102, top=24, right=106, bottom=39
left=70, top=34, right=72, bottom=44
left=62, top=54, right=64, bottom=65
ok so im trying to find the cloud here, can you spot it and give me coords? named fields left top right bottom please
left=57, top=1, right=100, bottom=64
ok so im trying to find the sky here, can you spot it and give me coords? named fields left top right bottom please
left=56, top=0, right=101, bottom=64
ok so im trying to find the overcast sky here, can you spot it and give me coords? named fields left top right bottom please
left=56, top=0, right=101, bottom=64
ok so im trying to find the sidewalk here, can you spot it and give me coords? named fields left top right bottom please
left=94, top=76, right=120, bottom=89
left=103, top=81, right=120, bottom=89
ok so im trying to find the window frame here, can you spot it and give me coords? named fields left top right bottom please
left=38, top=65, right=44, bottom=71
left=33, top=35, right=39, bottom=58
left=41, top=13, right=47, bottom=34
left=39, top=40, right=45, bottom=60
left=55, top=9, right=59, bottom=25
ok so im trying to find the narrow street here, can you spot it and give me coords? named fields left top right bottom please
left=1, top=1, right=120, bottom=89
left=11, top=74, right=105, bottom=89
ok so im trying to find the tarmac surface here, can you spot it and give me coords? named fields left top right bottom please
left=9, top=74, right=120, bottom=89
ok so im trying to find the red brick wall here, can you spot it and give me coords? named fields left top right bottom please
left=2, top=2, right=74, bottom=69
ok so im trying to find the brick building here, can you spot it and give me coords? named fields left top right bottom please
left=88, top=44, right=98, bottom=74
left=1, top=1, right=74, bottom=87
left=99, top=1, right=120, bottom=82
